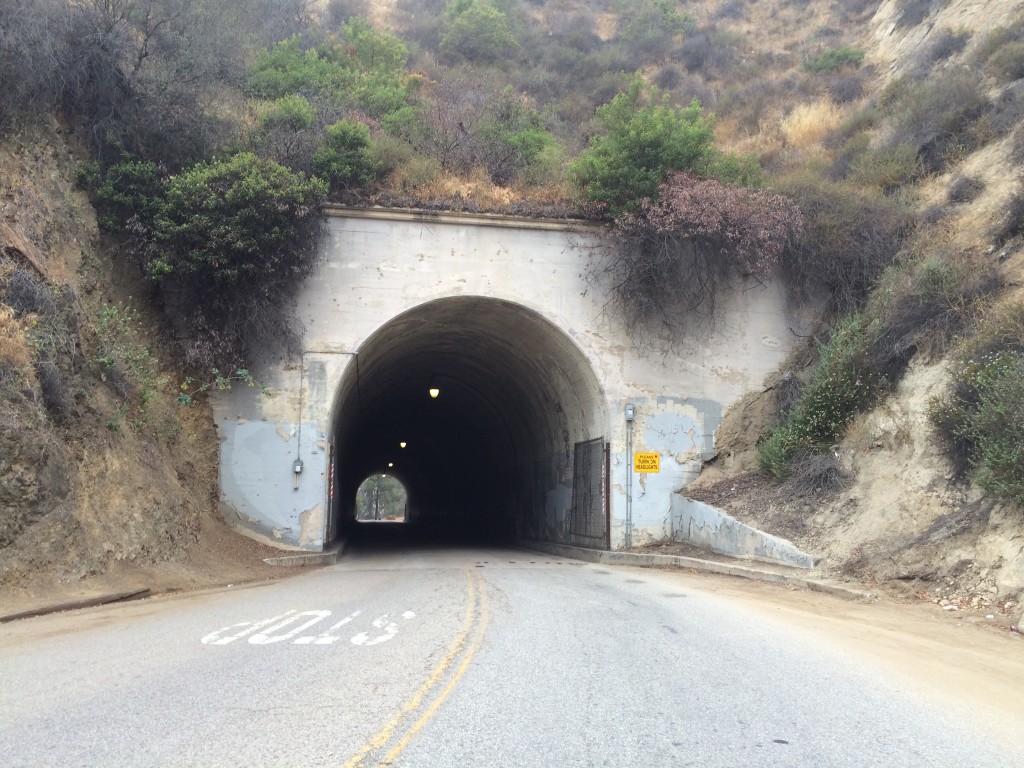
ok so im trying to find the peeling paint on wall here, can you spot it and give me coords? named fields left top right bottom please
left=299, top=504, right=324, bottom=547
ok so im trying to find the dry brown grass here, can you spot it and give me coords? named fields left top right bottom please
left=387, top=164, right=574, bottom=209
left=0, top=305, right=32, bottom=371
left=780, top=99, right=845, bottom=149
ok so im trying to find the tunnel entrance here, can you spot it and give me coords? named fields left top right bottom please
left=329, top=296, right=609, bottom=547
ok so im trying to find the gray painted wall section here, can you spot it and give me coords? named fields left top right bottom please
left=670, top=495, right=817, bottom=569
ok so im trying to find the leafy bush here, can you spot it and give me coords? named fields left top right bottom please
left=440, top=1, right=519, bottom=63
left=250, top=95, right=320, bottom=172
left=930, top=305, right=1024, bottom=503
left=593, top=172, right=803, bottom=336
left=313, top=119, right=379, bottom=191
left=107, top=153, right=330, bottom=369
left=80, top=157, right=165, bottom=233
left=803, top=46, right=864, bottom=74
left=248, top=36, right=344, bottom=98
left=474, top=89, right=559, bottom=185
left=568, top=79, right=717, bottom=214
left=249, top=21, right=410, bottom=119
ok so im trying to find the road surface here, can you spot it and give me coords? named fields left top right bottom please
left=2, top=533, right=1021, bottom=767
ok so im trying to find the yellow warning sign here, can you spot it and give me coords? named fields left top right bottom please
left=633, top=452, right=660, bottom=473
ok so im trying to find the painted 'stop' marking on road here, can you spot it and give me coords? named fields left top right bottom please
left=344, top=569, right=486, bottom=768
left=200, top=609, right=414, bottom=647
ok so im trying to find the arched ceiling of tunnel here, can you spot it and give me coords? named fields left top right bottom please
left=332, top=296, right=608, bottom=534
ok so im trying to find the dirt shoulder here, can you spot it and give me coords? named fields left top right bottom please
left=0, top=512, right=294, bottom=619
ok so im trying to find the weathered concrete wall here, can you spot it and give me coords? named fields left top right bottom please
left=213, top=208, right=810, bottom=550
left=670, top=496, right=817, bottom=568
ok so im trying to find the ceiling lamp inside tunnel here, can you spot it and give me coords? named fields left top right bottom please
left=388, top=462, right=394, bottom=468
left=399, top=441, right=407, bottom=448
left=428, top=386, right=440, bottom=399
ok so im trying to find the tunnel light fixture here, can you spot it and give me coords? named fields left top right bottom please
left=388, top=462, right=394, bottom=468
left=428, top=374, right=440, bottom=399
left=399, top=441, right=407, bottom=449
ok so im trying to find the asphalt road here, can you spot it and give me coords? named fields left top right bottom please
left=0, top=531, right=1018, bottom=767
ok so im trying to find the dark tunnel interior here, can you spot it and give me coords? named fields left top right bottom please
left=330, top=296, right=608, bottom=546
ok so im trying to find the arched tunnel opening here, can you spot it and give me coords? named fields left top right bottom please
left=330, top=296, right=609, bottom=549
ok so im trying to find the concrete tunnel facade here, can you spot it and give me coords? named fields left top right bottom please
left=213, top=207, right=811, bottom=551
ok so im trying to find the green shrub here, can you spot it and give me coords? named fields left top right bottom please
left=803, top=46, right=864, bottom=74
left=475, top=89, right=560, bottom=185
left=930, top=305, right=1024, bottom=504
left=94, top=302, right=159, bottom=404
left=759, top=314, right=881, bottom=478
left=568, top=78, right=717, bottom=214
left=440, top=1, right=519, bottom=63
left=313, top=119, right=379, bottom=190
left=259, top=95, right=316, bottom=133
left=248, top=36, right=344, bottom=98
left=248, top=23, right=411, bottom=119
left=142, top=153, right=327, bottom=368
left=82, top=157, right=164, bottom=232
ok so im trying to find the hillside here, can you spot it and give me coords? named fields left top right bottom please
left=1, top=0, right=1023, bottom=629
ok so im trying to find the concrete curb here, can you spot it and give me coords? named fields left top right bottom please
left=520, top=540, right=875, bottom=601
left=0, top=589, right=152, bottom=624
left=263, top=538, right=346, bottom=567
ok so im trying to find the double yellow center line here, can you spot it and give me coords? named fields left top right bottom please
left=344, top=568, right=490, bottom=767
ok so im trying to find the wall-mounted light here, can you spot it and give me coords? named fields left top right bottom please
left=428, top=374, right=440, bottom=399
left=399, top=441, right=407, bottom=449
left=388, top=462, right=394, bottom=468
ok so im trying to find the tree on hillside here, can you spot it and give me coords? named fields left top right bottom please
left=568, top=78, right=716, bottom=215
left=439, top=0, right=519, bottom=63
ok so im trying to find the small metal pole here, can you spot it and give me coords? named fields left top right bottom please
left=625, top=403, right=634, bottom=549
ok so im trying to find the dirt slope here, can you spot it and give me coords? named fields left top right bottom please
left=0, top=119, right=286, bottom=615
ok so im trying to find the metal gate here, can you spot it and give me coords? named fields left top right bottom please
left=568, top=437, right=609, bottom=548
